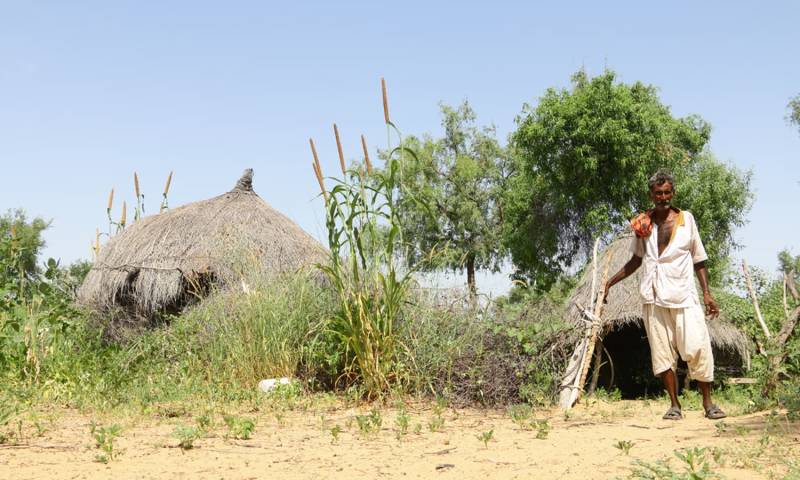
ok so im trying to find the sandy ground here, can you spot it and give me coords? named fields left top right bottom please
left=1, top=399, right=798, bottom=480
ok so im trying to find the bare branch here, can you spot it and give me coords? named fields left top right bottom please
left=742, top=259, right=771, bottom=339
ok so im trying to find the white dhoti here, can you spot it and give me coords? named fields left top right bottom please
left=642, top=304, right=714, bottom=382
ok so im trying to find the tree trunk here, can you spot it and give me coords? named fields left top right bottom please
left=466, top=254, right=477, bottom=299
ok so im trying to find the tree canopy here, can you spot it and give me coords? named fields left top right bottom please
left=388, top=101, right=509, bottom=294
left=788, top=94, right=800, bottom=134
left=1, top=209, right=49, bottom=286
left=503, top=69, right=752, bottom=288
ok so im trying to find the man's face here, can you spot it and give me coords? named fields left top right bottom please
left=649, top=181, right=674, bottom=209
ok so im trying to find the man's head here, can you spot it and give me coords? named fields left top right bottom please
left=648, top=171, right=674, bottom=210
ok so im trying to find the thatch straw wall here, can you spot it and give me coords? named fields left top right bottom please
left=78, top=170, right=326, bottom=322
left=565, top=231, right=750, bottom=358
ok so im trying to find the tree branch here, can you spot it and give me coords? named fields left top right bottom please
left=742, top=259, right=771, bottom=339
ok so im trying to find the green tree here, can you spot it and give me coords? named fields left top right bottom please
left=788, top=94, right=800, bottom=134
left=504, top=69, right=752, bottom=288
left=675, top=151, right=753, bottom=281
left=778, top=250, right=800, bottom=291
left=388, top=101, right=509, bottom=295
left=1, top=209, right=50, bottom=289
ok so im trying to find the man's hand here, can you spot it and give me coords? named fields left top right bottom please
left=703, top=292, right=720, bottom=319
left=602, top=283, right=610, bottom=304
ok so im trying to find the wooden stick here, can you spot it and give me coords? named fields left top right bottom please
left=585, top=238, right=602, bottom=397
left=742, top=259, right=771, bottom=339
left=576, top=255, right=611, bottom=404
left=784, top=272, right=791, bottom=321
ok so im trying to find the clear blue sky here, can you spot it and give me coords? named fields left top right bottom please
left=1, top=1, right=798, bottom=294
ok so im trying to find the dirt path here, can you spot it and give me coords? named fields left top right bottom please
left=1, top=399, right=798, bottom=479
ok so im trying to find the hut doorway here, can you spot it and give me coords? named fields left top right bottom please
left=589, top=321, right=661, bottom=398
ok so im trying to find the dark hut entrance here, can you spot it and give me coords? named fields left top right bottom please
left=586, top=320, right=748, bottom=399
left=587, top=322, right=661, bottom=398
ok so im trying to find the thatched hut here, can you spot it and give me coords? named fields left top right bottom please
left=79, top=169, right=326, bottom=328
left=559, top=231, right=750, bottom=402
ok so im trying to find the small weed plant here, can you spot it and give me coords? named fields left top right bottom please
left=90, top=422, right=122, bottom=463
left=223, top=415, right=255, bottom=440
left=614, top=439, right=635, bottom=455
left=713, top=420, right=728, bottom=437
left=629, top=447, right=721, bottom=479
left=354, top=409, right=382, bottom=436
left=196, top=412, right=213, bottom=430
left=173, top=424, right=202, bottom=450
left=509, top=404, right=533, bottom=428
left=476, top=429, right=494, bottom=448
left=533, top=419, right=550, bottom=439
left=428, top=414, right=445, bottom=433
left=395, top=409, right=410, bottom=439
left=330, top=424, right=342, bottom=444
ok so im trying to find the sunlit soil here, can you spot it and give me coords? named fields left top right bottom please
left=1, top=398, right=798, bottom=479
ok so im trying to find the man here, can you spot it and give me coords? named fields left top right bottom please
left=603, top=171, right=726, bottom=420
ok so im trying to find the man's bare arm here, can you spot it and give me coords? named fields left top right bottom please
left=603, top=255, right=642, bottom=302
left=694, top=261, right=719, bottom=318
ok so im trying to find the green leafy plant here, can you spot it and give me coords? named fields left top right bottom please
left=90, top=422, right=122, bottom=463
left=0, top=402, right=20, bottom=444
left=509, top=404, right=533, bottom=427
left=505, top=69, right=752, bottom=288
left=630, top=448, right=722, bottom=480
left=310, top=82, right=429, bottom=399
left=428, top=414, right=445, bottom=433
left=383, top=101, right=510, bottom=296
left=223, top=415, right=255, bottom=440
left=354, top=409, right=382, bottom=436
left=476, top=429, right=494, bottom=448
left=713, top=420, right=728, bottom=437
left=394, top=409, right=410, bottom=439
left=196, top=412, right=213, bottom=430
left=614, top=439, right=635, bottom=455
left=674, top=447, right=719, bottom=479
left=173, top=424, right=201, bottom=450
left=330, top=424, right=342, bottom=444
left=533, top=419, right=549, bottom=440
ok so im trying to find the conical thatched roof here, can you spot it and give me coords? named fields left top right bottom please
left=564, top=231, right=750, bottom=358
left=79, top=169, right=326, bottom=322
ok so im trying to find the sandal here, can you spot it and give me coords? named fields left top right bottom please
left=704, top=404, right=727, bottom=420
left=662, top=406, right=682, bottom=420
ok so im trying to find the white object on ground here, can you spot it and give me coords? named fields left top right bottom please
left=258, top=377, right=292, bottom=392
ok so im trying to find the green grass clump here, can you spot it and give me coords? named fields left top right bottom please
left=173, top=424, right=202, bottom=450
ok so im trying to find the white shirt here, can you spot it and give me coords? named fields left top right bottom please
left=630, top=209, right=708, bottom=308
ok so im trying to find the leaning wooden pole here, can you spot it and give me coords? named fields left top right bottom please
left=559, top=239, right=608, bottom=409
left=575, top=255, right=611, bottom=405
